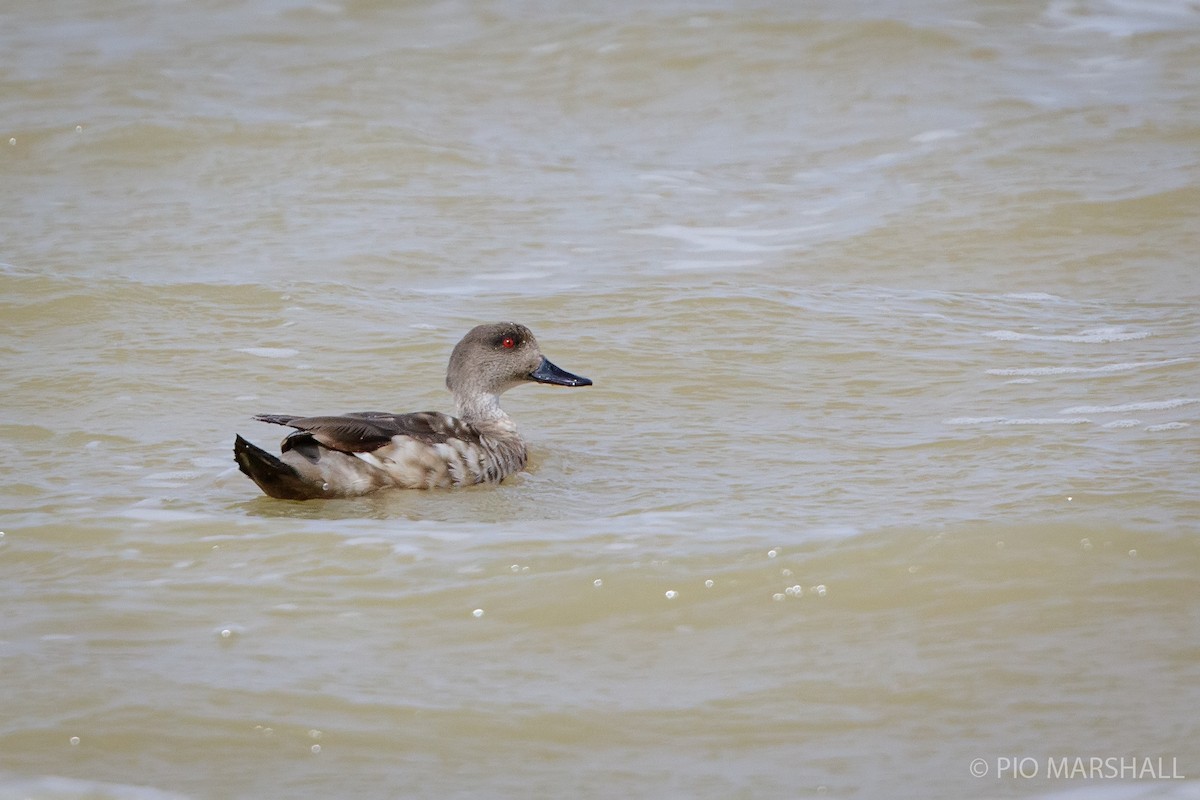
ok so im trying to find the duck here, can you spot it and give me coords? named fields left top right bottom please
left=233, top=322, right=592, bottom=500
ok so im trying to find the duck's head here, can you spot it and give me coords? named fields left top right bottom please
left=446, top=323, right=592, bottom=408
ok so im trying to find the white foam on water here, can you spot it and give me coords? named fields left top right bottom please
left=1145, top=421, right=1191, bottom=432
left=341, top=536, right=392, bottom=547
left=664, top=258, right=763, bottom=272
left=1043, top=0, right=1200, bottom=36
left=1002, top=292, right=1070, bottom=303
left=1061, top=398, right=1199, bottom=414
left=987, top=358, right=1191, bottom=376
left=636, top=170, right=705, bottom=185
left=910, top=128, right=960, bottom=143
left=627, top=224, right=813, bottom=253
left=945, top=416, right=1092, bottom=425
left=985, top=327, right=1151, bottom=343
left=235, top=347, right=299, bottom=358
left=476, top=270, right=553, bottom=282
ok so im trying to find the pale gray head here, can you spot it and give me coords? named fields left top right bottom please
left=446, top=322, right=591, bottom=419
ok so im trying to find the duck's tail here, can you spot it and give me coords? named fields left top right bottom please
left=234, top=434, right=323, bottom=500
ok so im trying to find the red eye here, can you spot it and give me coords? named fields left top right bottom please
left=501, top=336, right=516, bottom=349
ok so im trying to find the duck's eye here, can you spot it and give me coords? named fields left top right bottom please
left=501, top=336, right=516, bottom=349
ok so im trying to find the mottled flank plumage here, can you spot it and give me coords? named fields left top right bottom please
left=233, top=322, right=591, bottom=500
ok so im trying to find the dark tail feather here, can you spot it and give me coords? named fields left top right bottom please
left=255, top=414, right=300, bottom=427
left=233, top=434, right=319, bottom=500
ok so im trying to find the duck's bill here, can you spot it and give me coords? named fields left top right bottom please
left=529, top=357, right=592, bottom=387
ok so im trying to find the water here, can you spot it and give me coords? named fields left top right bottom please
left=2, top=1, right=1199, bottom=798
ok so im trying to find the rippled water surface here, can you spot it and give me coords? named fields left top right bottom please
left=3, top=1, right=1199, bottom=798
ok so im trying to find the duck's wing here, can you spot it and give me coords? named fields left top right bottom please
left=255, top=411, right=475, bottom=454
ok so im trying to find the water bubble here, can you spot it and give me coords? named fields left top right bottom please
left=593, top=578, right=603, bottom=588
left=472, top=608, right=484, bottom=618
left=772, top=593, right=785, bottom=601
left=1067, top=496, right=1073, bottom=502
left=664, top=590, right=678, bottom=600
left=1128, top=549, right=1137, bottom=558
left=69, top=736, right=80, bottom=746
left=510, top=564, right=520, bottom=573
left=785, top=585, right=803, bottom=597
left=308, top=729, right=322, bottom=739
left=311, top=744, right=321, bottom=754
left=321, top=482, right=329, bottom=492
left=76, top=125, right=83, bottom=132
left=907, top=565, right=920, bottom=574
left=8, top=138, right=15, bottom=146
left=814, top=585, right=827, bottom=597
left=220, top=629, right=232, bottom=638
left=767, top=549, right=778, bottom=559
left=704, top=579, right=714, bottom=589
left=1080, top=538, right=1093, bottom=551
left=781, top=568, right=793, bottom=577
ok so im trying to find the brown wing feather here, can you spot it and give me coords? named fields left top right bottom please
left=255, top=411, right=479, bottom=454
left=345, top=411, right=480, bottom=446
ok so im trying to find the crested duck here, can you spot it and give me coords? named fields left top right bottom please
left=233, top=322, right=591, bottom=499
